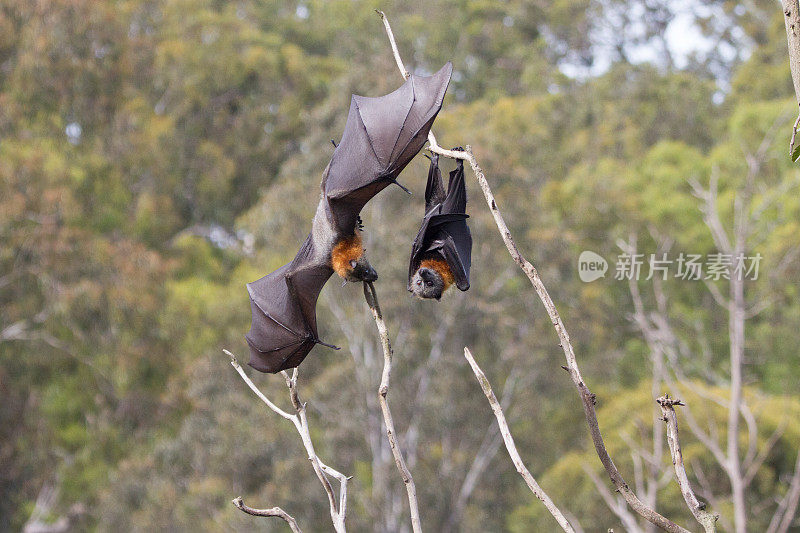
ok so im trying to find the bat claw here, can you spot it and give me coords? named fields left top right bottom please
left=391, top=179, right=413, bottom=195
left=315, top=338, right=340, bottom=350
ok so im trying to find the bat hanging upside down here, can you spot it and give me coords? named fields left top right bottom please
left=408, top=151, right=472, bottom=300
left=245, top=62, right=453, bottom=373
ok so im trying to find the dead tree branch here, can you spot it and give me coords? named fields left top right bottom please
left=375, top=9, right=690, bottom=533
left=363, top=281, right=422, bottom=533
left=375, top=10, right=410, bottom=80
left=766, top=449, right=800, bottom=533
left=657, top=395, right=719, bottom=533
left=429, top=142, right=692, bottom=533
left=781, top=0, right=800, bottom=156
left=232, top=497, right=303, bottom=533
left=585, top=465, right=645, bottom=533
left=226, top=350, right=349, bottom=533
left=463, top=347, right=576, bottom=532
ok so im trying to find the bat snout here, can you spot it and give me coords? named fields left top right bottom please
left=361, top=265, right=378, bottom=282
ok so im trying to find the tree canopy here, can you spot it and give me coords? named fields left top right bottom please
left=2, top=0, right=798, bottom=531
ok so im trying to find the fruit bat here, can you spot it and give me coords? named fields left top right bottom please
left=408, top=151, right=472, bottom=300
left=246, top=62, right=453, bottom=373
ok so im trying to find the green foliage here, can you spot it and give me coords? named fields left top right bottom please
left=2, top=0, right=800, bottom=531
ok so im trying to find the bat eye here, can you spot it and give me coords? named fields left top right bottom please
left=349, top=260, right=357, bottom=269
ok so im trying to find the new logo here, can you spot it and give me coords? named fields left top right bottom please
left=578, top=251, right=608, bottom=282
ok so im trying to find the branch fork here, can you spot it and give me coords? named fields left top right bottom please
left=226, top=350, right=349, bottom=532
left=375, top=9, right=693, bottom=533
left=657, top=395, right=719, bottom=533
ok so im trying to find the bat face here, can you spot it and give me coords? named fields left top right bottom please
left=346, top=255, right=378, bottom=283
left=331, top=233, right=378, bottom=282
left=410, top=266, right=446, bottom=300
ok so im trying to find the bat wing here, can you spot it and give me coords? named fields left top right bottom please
left=245, top=236, right=334, bottom=373
left=324, top=62, right=453, bottom=234
left=442, top=159, right=467, bottom=215
left=441, top=224, right=471, bottom=291
left=424, top=153, right=446, bottom=212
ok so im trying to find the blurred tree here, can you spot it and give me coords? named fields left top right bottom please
left=2, top=0, right=799, bottom=531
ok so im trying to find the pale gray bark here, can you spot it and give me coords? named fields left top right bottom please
left=363, top=282, right=422, bottom=533
left=781, top=0, right=800, bottom=154
left=657, top=396, right=719, bottom=533
left=463, top=347, right=576, bottom=532
left=227, top=351, right=349, bottom=532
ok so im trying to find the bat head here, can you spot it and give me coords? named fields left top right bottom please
left=409, top=257, right=454, bottom=300
left=346, top=255, right=378, bottom=282
left=410, top=267, right=446, bottom=300
left=331, top=234, right=378, bottom=282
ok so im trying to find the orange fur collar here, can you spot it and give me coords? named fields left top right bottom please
left=331, top=234, right=364, bottom=279
left=420, top=257, right=454, bottom=290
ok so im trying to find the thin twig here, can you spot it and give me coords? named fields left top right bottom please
left=781, top=0, right=800, bottom=155
left=226, top=350, right=348, bottom=532
left=363, top=281, right=422, bottom=533
left=377, top=11, right=688, bottom=532
left=584, top=465, right=645, bottom=533
left=441, top=143, right=689, bottom=533
left=744, top=418, right=788, bottom=486
left=464, top=347, right=576, bottom=532
left=232, top=497, right=303, bottom=533
left=657, top=395, right=719, bottom=533
left=788, top=109, right=800, bottom=157
left=375, top=10, right=410, bottom=79
left=767, top=448, right=800, bottom=533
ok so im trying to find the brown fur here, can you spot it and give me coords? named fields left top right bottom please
left=420, top=257, right=454, bottom=290
left=331, top=234, right=364, bottom=278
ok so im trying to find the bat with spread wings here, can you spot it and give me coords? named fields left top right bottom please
left=407, top=151, right=472, bottom=300
left=246, top=63, right=453, bottom=373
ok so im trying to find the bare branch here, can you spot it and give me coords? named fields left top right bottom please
left=585, top=465, right=645, bottom=533
left=693, top=459, right=734, bottom=532
left=781, top=0, right=800, bottom=154
left=375, top=10, right=410, bottom=79
left=702, top=279, right=730, bottom=309
left=464, top=347, right=576, bottom=532
left=688, top=168, right=732, bottom=254
left=445, top=143, right=688, bottom=532
left=232, top=497, right=303, bottom=533
left=789, top=112, right=800, bottom=157
left=226, top=350, right=294, bottom=421
left=744, top=418, right=788, bottom=487
left=226, top=350, right=348, bottom=532
left=377, top=11, right=688, bottom=532
left=767, top=448, right=800, bottom=533
left=363, top=281, right=422, bottom=533
left=657, top=395, right=719, bottom=533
